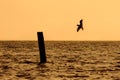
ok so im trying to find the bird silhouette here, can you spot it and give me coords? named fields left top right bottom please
left=77, top=19, right=83, bottom=32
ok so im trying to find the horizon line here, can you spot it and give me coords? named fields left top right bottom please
left=0, top=40, right=120, bottom=41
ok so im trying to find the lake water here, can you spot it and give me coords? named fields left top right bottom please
left=0, top=41, right=120, bottom=80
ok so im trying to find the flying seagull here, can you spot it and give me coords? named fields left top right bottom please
left=77, top=19, right=83, bottom=32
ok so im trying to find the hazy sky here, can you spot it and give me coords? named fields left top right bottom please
left=0, top=0, right=120, bottom=40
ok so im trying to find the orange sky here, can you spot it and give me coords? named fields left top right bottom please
left=0, top=0, right=120, bottom=40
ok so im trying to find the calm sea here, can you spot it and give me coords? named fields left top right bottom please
left=0, top=41, right=120, bottom=79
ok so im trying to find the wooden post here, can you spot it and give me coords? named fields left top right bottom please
left=37, top=32, right=46, bottom=63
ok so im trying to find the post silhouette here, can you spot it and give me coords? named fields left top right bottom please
left=37, top=32, right=46, bottom=63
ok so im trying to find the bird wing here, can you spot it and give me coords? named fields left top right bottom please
left=77, top=26, right=80, bottom=32
left=81, top=26, right=84, bottom=30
